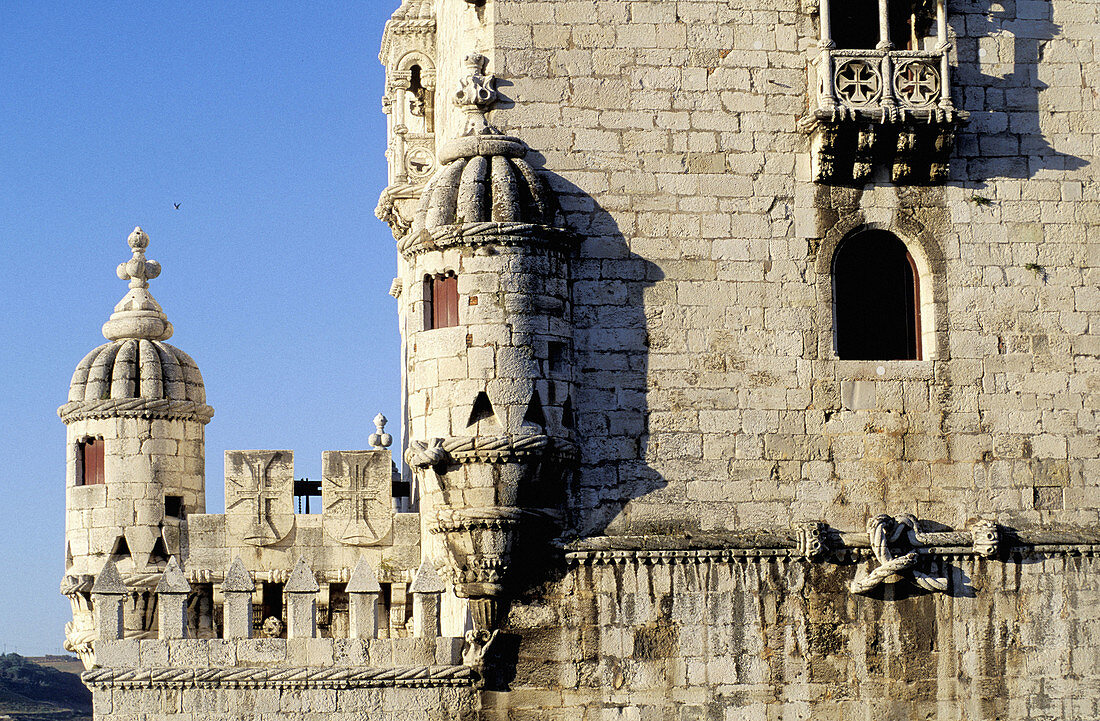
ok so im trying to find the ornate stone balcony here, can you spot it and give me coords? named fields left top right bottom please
left=803, top=46, right=967, bottom=185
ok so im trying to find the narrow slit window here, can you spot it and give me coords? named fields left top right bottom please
left=78, top=438, right=105, bottom=486
left=833, top=230, right=921, bottom=360
left=424, top=272, right=459, bottom=330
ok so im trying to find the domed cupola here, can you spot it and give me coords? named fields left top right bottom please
left=60, top=228, right=212, bottom=628
left=59, top=227, right=212, bottom=423
left=396, top=53, right=577, bottom=636
left=398, top=53, right=571, bottom=257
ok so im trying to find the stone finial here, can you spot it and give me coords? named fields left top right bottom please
left=411, top=559, right=444, bottom=639
left=347, top=558, right=382, bottom=640
left=454, top=53, right=498, bottom=136
left=369, top=414, right=394, bottom=449
left=285, top=557, right=319, bottom=639
left=92, top=560, right=127, bottom=642
left=347, top=558, right=382, bottom=594
left=222, top=558, right=254, bottom=639
left=410, top=559, right=445, bottom=593
left=101, top=227, right=174, bottom=342
left=91, top=560, right=128, bottom=595
left=155, top=557, right=191, bottom=640
left=155, top=556, right=191, bottom=594
left=285, top=557, right=320, bottom=593
left=223, top=557, right=255, bottom=592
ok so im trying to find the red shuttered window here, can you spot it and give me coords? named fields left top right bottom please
left=79, top=438, right=105, bottom=486
left=424, top=273, right=459, bottom=330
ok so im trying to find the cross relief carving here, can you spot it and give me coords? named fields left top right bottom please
left=322, top=450, right=393, bottom=546
left=225, top=451, right=294, bottom=547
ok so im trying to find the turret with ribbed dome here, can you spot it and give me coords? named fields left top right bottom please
left=59, top=227, right=212, bottom=655
left=397, top=54, right=576, bottom=635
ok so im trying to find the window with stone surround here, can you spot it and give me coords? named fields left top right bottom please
left=423, top=272, right=458, bottom=330
left=833, top=230, right=921, bottom=360
left=77, top=437, right=104, bottom=486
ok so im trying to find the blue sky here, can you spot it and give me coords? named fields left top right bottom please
left=0, top=3, right=403, bottom=654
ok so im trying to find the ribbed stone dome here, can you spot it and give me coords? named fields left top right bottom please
left=412, top=135, right=551, bottom=233
left=67, top=339, right=205, bottom=404
left=58, top=227, right=213, bottom=424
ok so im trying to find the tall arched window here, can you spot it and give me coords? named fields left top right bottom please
left=833, top=229, right=921, bottom=360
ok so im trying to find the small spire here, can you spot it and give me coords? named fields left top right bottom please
left=285, top=557, right=320, bottom=593
left=346, top=558, right=381, bottom=594
left=409, top=559, right=445, bottom=594
left=369, top=414, right=393, bottom=449
left=91, top=560, right=128, bottom=595
left=454, top=53, right=499, bottom=137
left=155, top=556, right=192, bottom=594
left=223, top=557, right=255, bottom=592
left=101, top=227, right=174, bottom=342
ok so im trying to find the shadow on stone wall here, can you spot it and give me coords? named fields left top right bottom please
left=954, top=0, right=1086, bottom=182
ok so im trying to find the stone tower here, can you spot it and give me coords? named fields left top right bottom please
left=59, top=227, right=212, bottom=658
left=397, top=53, right=577, bottom=633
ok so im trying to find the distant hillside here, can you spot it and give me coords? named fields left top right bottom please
left=0, top=654, right=91, bottom=720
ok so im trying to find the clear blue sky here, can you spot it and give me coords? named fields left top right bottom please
left=0, top=3, right=403, bottom=654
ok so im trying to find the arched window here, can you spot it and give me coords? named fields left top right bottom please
left=833, top=230, right=921, bottom=360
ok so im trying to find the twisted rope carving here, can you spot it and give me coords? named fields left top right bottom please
left=58, top=398, right=214, bottom=423
left=406, top=434, right=572, bottom=469
left=82, top=665, right=476, bottom=689
left=850, top=514, right=949, bottom=594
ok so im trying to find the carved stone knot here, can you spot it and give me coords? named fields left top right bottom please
left=850, top=514, right=949, bottom=595
left=405, top=438, right=451, bottom=469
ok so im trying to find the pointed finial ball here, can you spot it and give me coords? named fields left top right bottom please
left=369, top=413, right=393, bottom=449
left=128, top=226, right=150, bottom=250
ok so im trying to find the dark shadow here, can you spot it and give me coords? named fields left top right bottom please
left=953, top=0, right=1087, bottom=183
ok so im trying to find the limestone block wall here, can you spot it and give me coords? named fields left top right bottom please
left=65, top=415, right=206, bottom=576
left=497, top=550, right=1100, bottom=720
left=475, top=0, right=1100, bottom=536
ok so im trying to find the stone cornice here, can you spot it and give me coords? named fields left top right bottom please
left=398, top=222, right=577, bottom=258
left=58, top=398, right=215, bottom=425
left=82, top=664, right=475, bottom=689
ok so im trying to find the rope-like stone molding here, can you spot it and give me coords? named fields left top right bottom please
left=82, top=664, right=477, bottom=689
left=406, top=434, right=577, bottom=469
left=399, top=221, right=577, bottom=257
left=58, top=398, right=214, bottom=424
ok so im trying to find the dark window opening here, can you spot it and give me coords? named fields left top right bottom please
left=830, top=0, right=880, bottom=50
left=424, top=273, right=459, bottom=330
left=294, top=478, right=321, bottom=513
left=257, top=582, right=285, bottom=634
left=78, top=438, right=104, bottom=486
left=833, top=230, right=921, bottom=360
left=164, top=495, right=184, bottom=518
left=547, top=342, right=566, bottom=373
left=889, top=0, right=936, bottom=51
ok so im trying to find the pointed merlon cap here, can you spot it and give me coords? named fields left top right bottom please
left=222, top=557, right=255, bottom=593
left=91, top=560, right=128, bottom=596
left=285, top=557, right=320, bottom=593
left=345, top=558, right=381, bottom=594
left=101, top=227, right=173, bottom=342
left=155, top=557, right=191, bottom=595
left=409, top=559, right=445, bottom=594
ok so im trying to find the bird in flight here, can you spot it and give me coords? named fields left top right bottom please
left=173, top=202, right=181, bottom=210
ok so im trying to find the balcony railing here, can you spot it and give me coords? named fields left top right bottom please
left=815, top=47, right=956, bottom=121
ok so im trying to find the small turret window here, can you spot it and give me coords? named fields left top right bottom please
left=424, top=272, right=459, bottom=330
left=77, top=438, right=105, bottom=486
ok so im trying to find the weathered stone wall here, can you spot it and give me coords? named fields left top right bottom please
left=479, top=0, right=1100, bottom=536
left=497, top=551, right=1100, bottom=720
